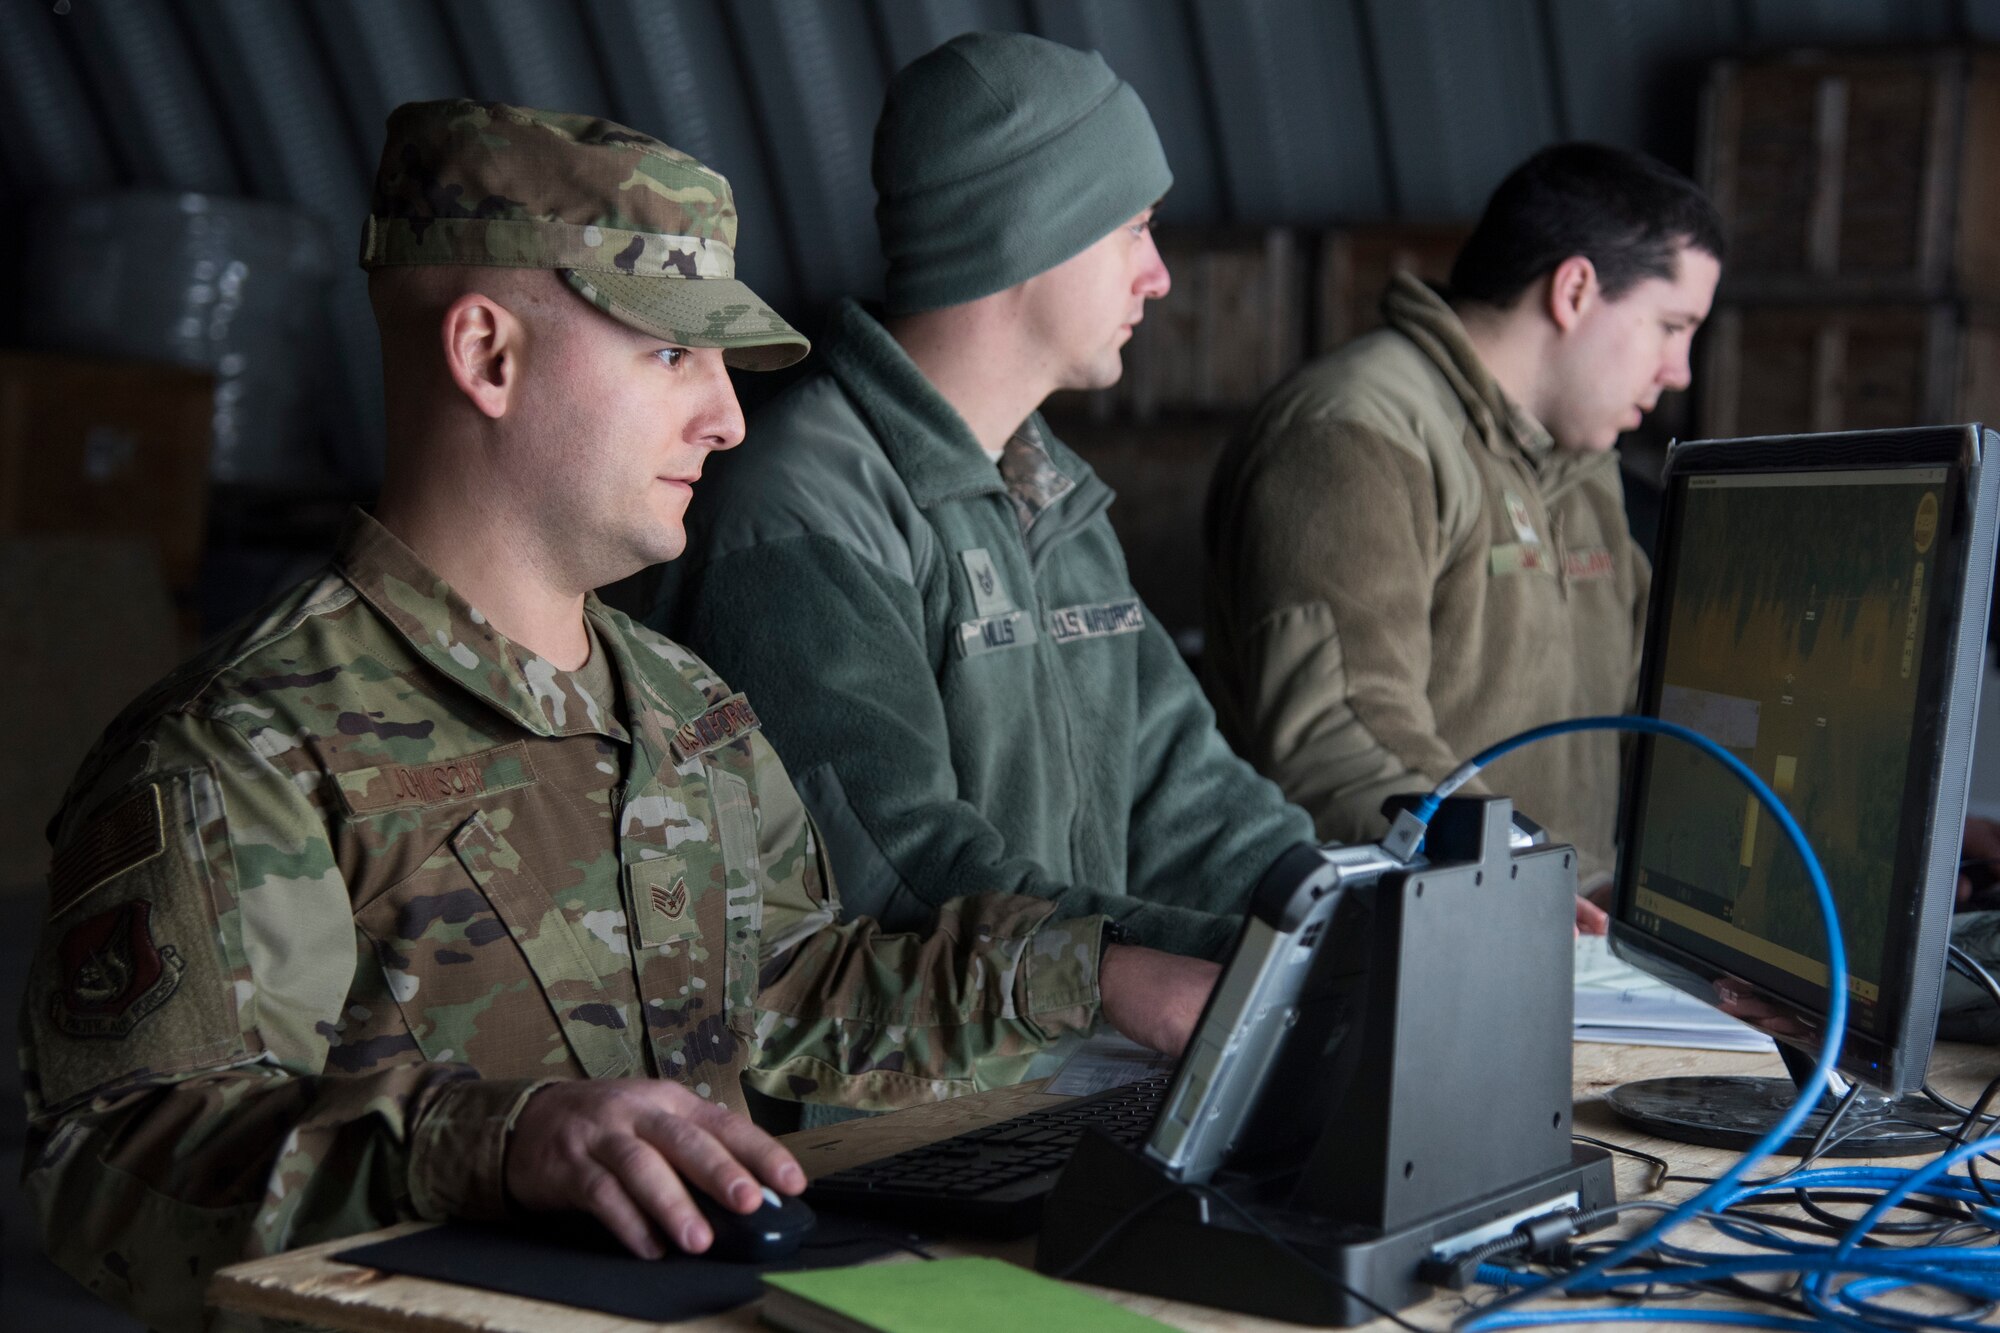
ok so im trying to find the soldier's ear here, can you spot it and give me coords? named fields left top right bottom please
left=439, top=292, right=523, bottom=420
left=1545, top=255, right=1598, bottom=334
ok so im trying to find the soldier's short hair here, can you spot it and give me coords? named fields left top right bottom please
left=1448, top=142, right=1725, bottom=308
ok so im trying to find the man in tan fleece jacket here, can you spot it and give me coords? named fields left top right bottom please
left=1203, top=144, right=1722, bottom=931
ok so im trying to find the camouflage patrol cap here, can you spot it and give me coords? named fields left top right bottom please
left=360, top=99, right=807, bottom=370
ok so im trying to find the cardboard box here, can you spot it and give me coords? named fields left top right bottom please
left=0, top=351, right=213, bottom=591
left=0, top=536, right=180, bottom=891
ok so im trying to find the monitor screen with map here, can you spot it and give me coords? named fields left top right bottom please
left=1612, top=426, right=1998, bottom=1099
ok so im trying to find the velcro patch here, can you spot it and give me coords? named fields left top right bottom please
left=959, top=547, right=1014, bottom=617
left=30, top=770, right=249, bottom=1111
left=955, top=610, right=1037, bottom=658
left=632, top=858, right=702, bottom=949
left=1489, top=542, right=1553, bottom=577
left=336, top=742, right=538, bottom=815
left=670, top=693, right=761, bottom=762
left=48, top=785, right=164, bottom=919
left=1046, top=598, right=1145, bottom=645
left=1563, top=546, right=1616, bottom=582
left=51, top=900, right=185, bottom=1038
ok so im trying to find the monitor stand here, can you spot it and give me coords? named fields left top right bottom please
left=1605, top=1043, right=1960, bottom=1157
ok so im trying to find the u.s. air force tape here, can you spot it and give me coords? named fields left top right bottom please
left=670, top=693, right=762, bottom=762
left=1046, top=598, right=1145, bottom=645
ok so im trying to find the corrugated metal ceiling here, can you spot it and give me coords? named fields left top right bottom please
left=3, top=0, right=1994, bottom=482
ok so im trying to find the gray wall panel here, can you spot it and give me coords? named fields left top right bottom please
left=1740, top=0, right=1959, bottom=45
left=61, top=0, right=240, bottom=193
left=439, top=0, right=609, bottom=112
left=727, top=0, right=889, bottom=306
left=873, top=0, right=1033, bottom=68
left=1193, top=0, right=1389, bottom=221
left=0, top=3, right=117, bottom=194
left=1542, top=0, right=1744, bottom=167
left=183, top=0, right=381, bottom=479
left=307, top=0, right=465, bottom=155
left=1361, top=0, right=1561, bottom=217
left=12, top=0, right=1991, bottom=485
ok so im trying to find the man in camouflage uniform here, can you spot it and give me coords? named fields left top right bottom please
left=20, top=100, right=1219, bottom=1333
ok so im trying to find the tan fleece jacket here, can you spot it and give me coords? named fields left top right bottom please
left=1202, top=273, right=1650, bottom=884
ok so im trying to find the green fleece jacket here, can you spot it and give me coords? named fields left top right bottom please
left=653, top=300, right=1312, bottom=961
left=1202, top=274, right=1650, bottom=886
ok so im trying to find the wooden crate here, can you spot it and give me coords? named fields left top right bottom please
left=1698, top=301, right=2000, bottom=438
left=1703, top=49, right=2000, bottom=301
left=1316, top=223, right=1471, bottom=355
left=0, top=351, right=213, bottom=590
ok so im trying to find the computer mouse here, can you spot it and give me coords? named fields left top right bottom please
left=692, top=1184, right=816, bottom=1263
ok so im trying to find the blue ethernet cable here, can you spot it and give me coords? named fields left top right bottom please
left=1429, top=716, right=2000, bottom=1333
left=1402, top=716, right=1851, bottom=1333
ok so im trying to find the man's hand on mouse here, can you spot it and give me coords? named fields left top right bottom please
left=505, top=1078, right=805, bottom=1259
left=1098, top=942, right=1221, bottom=1058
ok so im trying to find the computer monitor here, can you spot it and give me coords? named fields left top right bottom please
left=1608, top=424, right=2000, bottom=1153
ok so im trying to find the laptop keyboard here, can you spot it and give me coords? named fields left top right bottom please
left=805, top=1074, right=1170, bottom=1237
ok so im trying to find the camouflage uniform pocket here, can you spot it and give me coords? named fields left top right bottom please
left=353, top=810, right=642, bottom=1078
left=354, top=824, right=546, bottom=1072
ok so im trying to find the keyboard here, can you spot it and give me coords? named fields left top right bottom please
left=805, top=1074, right=1170, bottom=1237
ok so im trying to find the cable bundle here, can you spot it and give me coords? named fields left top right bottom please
left=1420, top=717, right=2000, bottom=1333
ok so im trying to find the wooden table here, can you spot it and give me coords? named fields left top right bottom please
left=210, top=1041, right=2000, bottom=1331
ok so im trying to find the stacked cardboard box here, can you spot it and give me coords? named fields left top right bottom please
left=0, top=352, right=211, bottom=888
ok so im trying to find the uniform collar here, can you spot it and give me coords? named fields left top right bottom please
left=819, top=299, right=1020, bottom=509
left=1381, top=272, right=1558, bottom=466
left=336, top=508, right=629, bottom=742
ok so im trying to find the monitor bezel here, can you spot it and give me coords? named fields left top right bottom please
left=1609, top=424, right=1995, bottom=1095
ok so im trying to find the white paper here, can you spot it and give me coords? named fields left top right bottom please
left=1044, top=1032, right=1176, bottom=1097
left=1572, top=935, right=1777, bottom=1053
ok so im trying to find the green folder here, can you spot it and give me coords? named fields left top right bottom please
left=761, top=1256, right=1174, bottom=1332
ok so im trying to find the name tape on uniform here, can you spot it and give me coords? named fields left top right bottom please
left=956, top=609, right=1037, bottom=658
left=336, top=742, right=539, bottom=816
left=1046, top=598, right=1145, bottom=645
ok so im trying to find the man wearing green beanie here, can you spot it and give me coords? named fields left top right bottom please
left=654, top=32, right=1315, bottom=981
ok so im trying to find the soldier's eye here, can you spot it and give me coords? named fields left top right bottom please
left=655, top=347, right=688, bottom=369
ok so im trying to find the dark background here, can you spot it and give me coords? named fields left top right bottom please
left=9, top=4, right=2000, bottom=1329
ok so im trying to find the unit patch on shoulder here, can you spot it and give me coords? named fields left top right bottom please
left=48, top=785, right=165, bottom=919
left=51, top=900, right=186, bottom=1039
left=670, top=693, right=761, bottom=762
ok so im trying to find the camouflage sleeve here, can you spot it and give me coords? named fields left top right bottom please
left=741, top=733, right=1106, bottom=1109
left=19, top=713, right=541, bottom=1333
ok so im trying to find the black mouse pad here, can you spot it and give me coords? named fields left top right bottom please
left=334, top=1212, right=912, bottom=1322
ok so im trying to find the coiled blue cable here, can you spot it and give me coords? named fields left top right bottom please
left=1419, top=717, right=1850, bottom=1331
